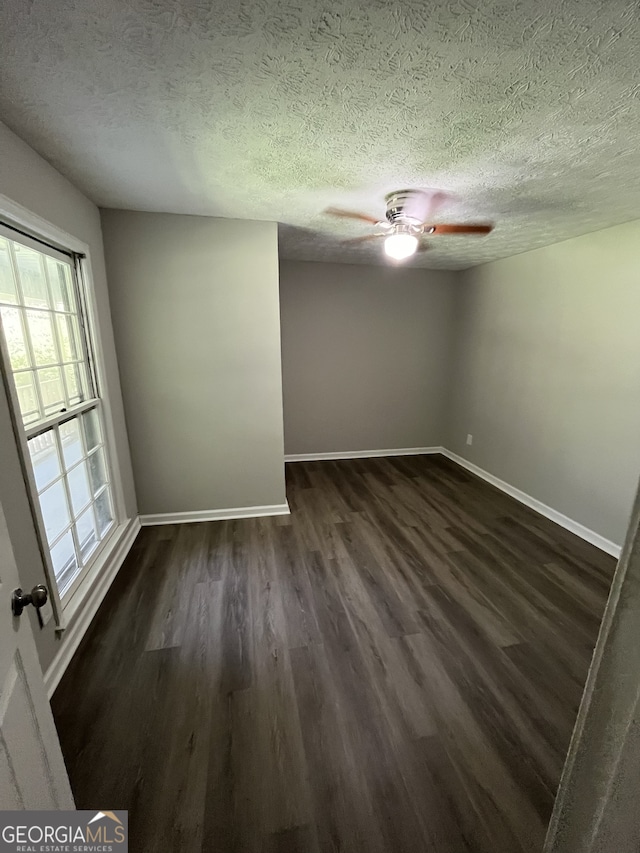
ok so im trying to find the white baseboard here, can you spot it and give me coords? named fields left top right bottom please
left=441, top=449, right=621, bottom=558
left=45, top=516, right=141, bottom=697
left=139, top=502, right=291, bottom=526
left=284, top=444, right=620, bottom=557
left=285, top=447, right=443, bottom=462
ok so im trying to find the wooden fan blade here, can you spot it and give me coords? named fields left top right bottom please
left=428, top=223, right=493, bottom=235
left=324, top=207, right=380, bottom=225
left=341, top=234, right=384, bottom=245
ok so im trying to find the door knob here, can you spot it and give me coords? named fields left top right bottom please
left=11, top=584, right=49, bottom=617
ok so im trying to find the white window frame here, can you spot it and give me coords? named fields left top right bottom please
left=0, top=194, right=127, bottom=631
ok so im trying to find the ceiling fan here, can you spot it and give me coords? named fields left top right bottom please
left=324, top=189, right=493, bottom=261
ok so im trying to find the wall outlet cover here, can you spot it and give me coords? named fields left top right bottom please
left=466, top=434, right=473, bottom=445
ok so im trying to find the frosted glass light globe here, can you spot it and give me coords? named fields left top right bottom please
left=384, top=233, right=418, bottom=260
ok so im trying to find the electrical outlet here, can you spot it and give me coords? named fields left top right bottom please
left=466, top=434, right=473, bottom=446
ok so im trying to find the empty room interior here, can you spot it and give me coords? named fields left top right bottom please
left=1, top=1, right=640, bottom=851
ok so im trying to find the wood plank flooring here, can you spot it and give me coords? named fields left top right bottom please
left=51, top=454, right=616, bottom=853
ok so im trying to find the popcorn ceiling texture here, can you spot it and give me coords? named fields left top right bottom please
left=1, top=0, right=639, bottom=268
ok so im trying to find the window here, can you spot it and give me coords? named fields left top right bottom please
left=0, top=227, right=115, bottom=600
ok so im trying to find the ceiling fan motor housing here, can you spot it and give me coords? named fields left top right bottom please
left=384, top=190, right=427, bottom=233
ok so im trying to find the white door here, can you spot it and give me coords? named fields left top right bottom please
left=0, top=498, right=74, bottom=809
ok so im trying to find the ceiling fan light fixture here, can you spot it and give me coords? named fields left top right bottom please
left=384, top=232, right=419, bottom=260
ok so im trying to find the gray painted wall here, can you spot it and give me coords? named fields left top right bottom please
left=102, top=210, right=286, bottom=515
left=0, top=120, right=136, bottom=672
left=279, top=260, right=457, bottom=455
left=448, top=219, right=640, bottom=546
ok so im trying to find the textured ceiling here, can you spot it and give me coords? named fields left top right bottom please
left=1, top=0, right=640, bottom=269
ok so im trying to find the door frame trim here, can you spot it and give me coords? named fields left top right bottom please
left=544, top=477, right=640, bottom=851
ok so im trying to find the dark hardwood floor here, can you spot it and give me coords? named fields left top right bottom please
left=51, top=454, right=616, bottom=853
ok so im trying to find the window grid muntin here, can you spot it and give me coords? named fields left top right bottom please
left=28, top=415, right=114, bottom=597
left=0, top=232, right=115, bottom=599
left=1, top=238, right=94, bottom=424
left=9, top=241, right=47, bottom=420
